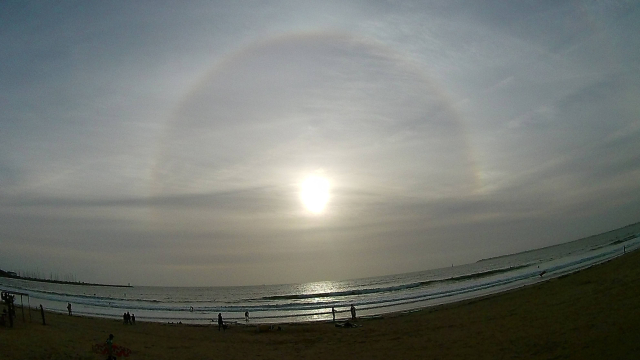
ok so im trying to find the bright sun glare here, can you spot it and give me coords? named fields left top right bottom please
left=300, top=176, right=330, bottom=214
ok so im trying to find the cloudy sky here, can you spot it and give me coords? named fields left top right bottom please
left=1, top=1, right=639, bottom=286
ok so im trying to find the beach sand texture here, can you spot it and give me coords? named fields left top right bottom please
left=2, top=250, right=639, bottom=360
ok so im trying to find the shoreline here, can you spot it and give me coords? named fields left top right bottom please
left=0, top=274, right=131, bottom=288
left=4, top=244, right=635, bottom=326
left=3, top=249, right=639, bottom=359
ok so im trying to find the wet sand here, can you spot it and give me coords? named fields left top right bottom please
left=2, top=250, right=639, bottom=359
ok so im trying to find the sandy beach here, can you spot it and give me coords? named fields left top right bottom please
left=2, top=250, right=639, bottom=360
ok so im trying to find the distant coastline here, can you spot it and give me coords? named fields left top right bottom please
left=476, top=221, right=640, bottom=263
left=0, top=270, right=131, bottom=288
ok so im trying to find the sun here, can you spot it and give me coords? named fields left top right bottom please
left=300, top=176, right=330, bottom=214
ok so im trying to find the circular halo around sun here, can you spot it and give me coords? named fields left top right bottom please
left=300, top=176, right=330, bottom=214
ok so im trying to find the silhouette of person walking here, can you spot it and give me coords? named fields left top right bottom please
left=245, top=311, right=249, bottom=322
left=67, top=303, right=72, bottom=316
left=218, top=313, right=224, bottom=331
left=332, top=307, right=336, bottom=322
left=350, top=304, right=356, bottom=320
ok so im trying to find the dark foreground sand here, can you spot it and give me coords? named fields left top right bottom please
left=2, top=250, right=640, bottom=360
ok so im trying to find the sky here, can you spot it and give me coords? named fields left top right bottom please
left=1, top=1, right=639, bottom=287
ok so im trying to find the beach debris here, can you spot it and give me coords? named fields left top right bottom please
left=256, top=324, right=282, bottom=332
left=335, top=321, right=361, bottom=328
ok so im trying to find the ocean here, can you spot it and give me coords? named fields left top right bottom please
left=2, top=223, right=639, bottom=325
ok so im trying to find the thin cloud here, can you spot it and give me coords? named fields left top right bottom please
left=1, top=1, right=639, bottom=286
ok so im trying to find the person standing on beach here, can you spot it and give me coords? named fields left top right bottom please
left=218, top=313, right=224, bottom=331
left=332, top=307, right=336, bottom=322
left=350, top=304, right=356, bottom=320
left=245, top=311, right=249, bottom=322
left=106, top=334, right=114, bottom=360
left=67, top=303, right=72, bottom=316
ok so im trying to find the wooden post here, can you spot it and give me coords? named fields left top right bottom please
left=8, top=302, right=13, bottom=328
left=39, top=304, right=46, bottom=325
left=20, top=295, right=25, bottom=322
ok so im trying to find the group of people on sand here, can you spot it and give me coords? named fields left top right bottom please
left=101, top=305, right=358, bottom=359
left=217, top=305, right=357, bottom=330
left=123, top=311, right=135, bottom=325
left=215, top=311, right=251, bottom=331
left=331, top=304, right=357, bottom=322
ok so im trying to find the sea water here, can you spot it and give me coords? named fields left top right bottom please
left=2, top=224, right=639, bottom=324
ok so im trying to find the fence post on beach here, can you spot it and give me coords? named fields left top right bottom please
left=8, top=302, right=14, bottom=328
left=39, top=304, right=46, bottom=325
